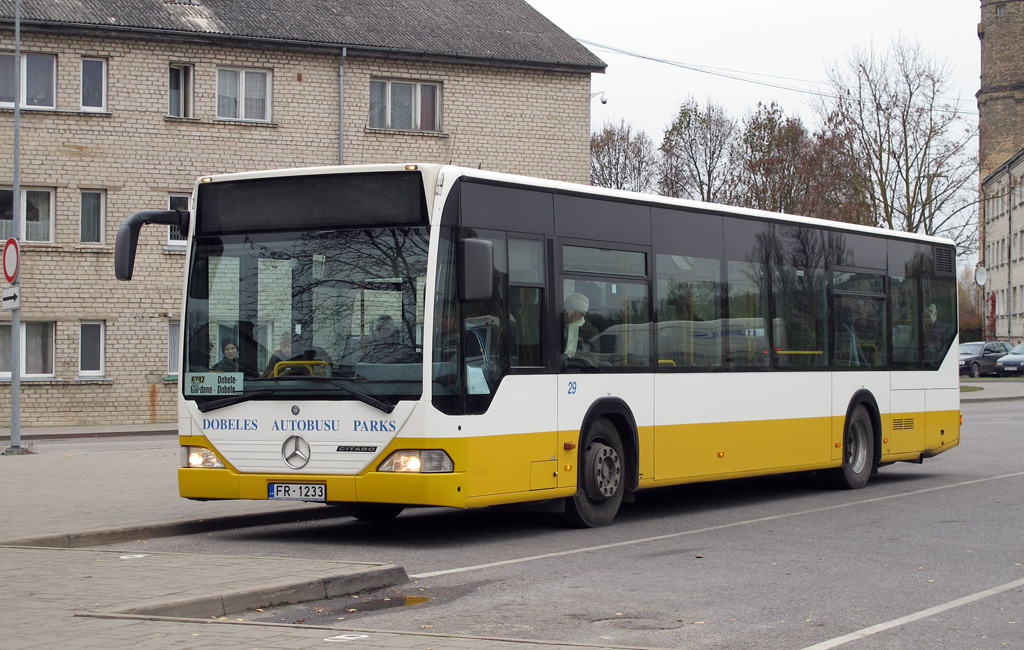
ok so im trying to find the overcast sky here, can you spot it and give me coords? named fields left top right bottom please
left=524, top=0, right=981, bottom=140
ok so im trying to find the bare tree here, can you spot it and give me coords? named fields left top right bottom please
left=730, top=103, right=872, bottom=225
left=958, top=265, right=984, bottom=340
left=801, top=111, right=875, bottom=225
left=817, top=38, right=978, bottom=254
left=659, top=97, right=736, bottom=203
left=590, top=120, right=658, bottom=193
left=734, top=102, right=809, bottom=214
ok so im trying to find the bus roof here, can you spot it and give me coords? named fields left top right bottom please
left=195, top=163, right=956, bottom=248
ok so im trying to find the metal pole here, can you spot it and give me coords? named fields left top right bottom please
left=6, top=0, right=23, bottom=453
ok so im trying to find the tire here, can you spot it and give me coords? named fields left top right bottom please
left=349, top=504, right=404, bottom=521
left=969, top=363, right=981, bottom=378
left=826, top=404, right=875, bottom=490
left=563, top=417, right=626, bottom=527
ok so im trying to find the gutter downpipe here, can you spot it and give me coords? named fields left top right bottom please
left=339, top=47, right=346, bottom=165
left=1009, top=175, right=1014, bottom=342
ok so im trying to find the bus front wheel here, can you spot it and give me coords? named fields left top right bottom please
left=564, top=417, right=625, bottom=527
left=826, top=404, right=874, bottom=490
left=348, top=504, right=404, bottom=521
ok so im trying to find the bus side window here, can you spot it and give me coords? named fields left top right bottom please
left=510, top=287, right=543, bottom=366
left=509, top=239, right=545, bottom=368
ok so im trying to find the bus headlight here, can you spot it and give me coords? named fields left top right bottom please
left=378, top=450, right=453, bottom=473
left=182, top=446, right=225, bottom=469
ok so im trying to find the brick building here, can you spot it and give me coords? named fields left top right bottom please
left=0, top=0, right=604, bottom=427
left=978, top=0, right=1024, bottom=342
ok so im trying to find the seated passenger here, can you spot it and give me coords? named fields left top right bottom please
left=361, top=315, right=412, bottom=363
left=263, top=332, right=295, bottom=377
left=211, top=341, right=254, bottom=375
left=561, top=293, right=598, bottom=367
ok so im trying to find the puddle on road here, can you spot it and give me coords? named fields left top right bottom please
left=595, top=617, right=686, bottom=630
left=248, top=591, right=434, bottom=625
left=340, top=594, right=431, bottom=613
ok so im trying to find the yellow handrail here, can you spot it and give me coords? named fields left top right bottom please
left=270, top=360, right=329, bottom=377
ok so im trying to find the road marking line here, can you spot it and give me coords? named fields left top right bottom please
left=409, top=471, right=1024, bottom=579
left=800, top=576, right=1024, bottom=650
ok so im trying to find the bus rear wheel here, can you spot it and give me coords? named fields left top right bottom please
left=826, top=404, right=874, bottom=490
left=564, top=417, right=625, bottom=528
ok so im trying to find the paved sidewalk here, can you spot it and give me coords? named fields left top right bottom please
left=0, top=436, right=638, bottom=649
left=959, top=376, right=1024, bottom=402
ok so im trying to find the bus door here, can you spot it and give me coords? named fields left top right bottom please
left=555, top=242, right=655, bottom=489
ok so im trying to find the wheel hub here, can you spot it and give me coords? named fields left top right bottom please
left=585, top=442, right=620, bottom=499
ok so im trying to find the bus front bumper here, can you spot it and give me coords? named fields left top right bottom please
left=179, top=467, right=470, bottom=508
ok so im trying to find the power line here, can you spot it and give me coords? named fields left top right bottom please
left=578, top=38, right=979, bottom=117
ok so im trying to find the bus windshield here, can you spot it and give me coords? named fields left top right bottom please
left=183, top=226, right=429, bottom=409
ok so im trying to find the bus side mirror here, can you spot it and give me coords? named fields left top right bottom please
left=114, top=210, right=190, bottom=280
left=458, top=238, right=493, bottom=302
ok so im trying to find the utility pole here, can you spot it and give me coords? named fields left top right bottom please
left=4, top=0, right=24, bottom=455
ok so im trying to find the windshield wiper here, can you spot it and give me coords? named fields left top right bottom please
left=197, top=389, right=277, bottom=413
left=195, top=382, right=394, bottom=414
left=319, top=379, right=395, bottom=414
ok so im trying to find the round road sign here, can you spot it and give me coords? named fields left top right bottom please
left=3, top=238, right=19, bottom=283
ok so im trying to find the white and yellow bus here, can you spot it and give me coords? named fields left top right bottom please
left=115, top=164, right=960, bottom=527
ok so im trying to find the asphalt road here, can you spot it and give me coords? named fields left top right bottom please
left=104, top=400, right=1024, bottom=650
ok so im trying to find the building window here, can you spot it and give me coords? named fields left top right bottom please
left=168, top=321, right=180, bottom=376
left=997, top=4, right=1007, bottom=16
left=0, top=187, right=55, bottom=242
left=81, top=58, right=106, bottom=111
left=168, top=195, right=189, bottom=245
left=369, top=79, right=440, bottom=131
left=0, top=322, right=55, bottom=378
left=168, top=64, right=193, bottom=118
left=216, top=68, right=270, bottom=121
left=80, top=321, right=105, bottom=377
left=0, top=52, right=56, bottom=108
left=81, top=190, right=104, bottom=243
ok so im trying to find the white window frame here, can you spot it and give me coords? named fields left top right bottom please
left=79, top=321, right=105, bottom=377
left=167, top=194, right=189, bottom=246
left=369, top=79, right=441, bottom=132
left=80, top=189, right=105, bottom=244
left=81, top=57, right=107, bottom=112
left=0, top=52, right=56, bottom=109
left=168, top=63, right=193, bottom=118
left=0, top=321, right=56, bottom=378
left=1, top=187, right=55, bottom=243
left=216, top=67, right=271, bottom=122
left=168, top=320, right=181, bottom=376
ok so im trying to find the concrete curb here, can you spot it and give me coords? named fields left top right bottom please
left=0, top=506, right=349, bottom=548
left=109, top=564, right=409, bottom=618
left=0, top=428, right=176, bottom=442
left=961, top=394, right=1024, bottom=403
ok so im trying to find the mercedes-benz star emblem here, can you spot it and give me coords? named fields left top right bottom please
left=282, top=435, right=311, bottom=469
